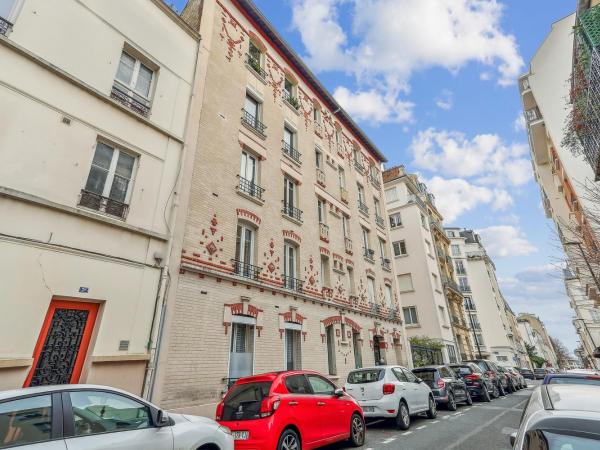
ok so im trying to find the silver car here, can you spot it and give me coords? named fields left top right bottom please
left=511, top=384, right=600, bottom=449
left=0, top=384, right=234, bottom=450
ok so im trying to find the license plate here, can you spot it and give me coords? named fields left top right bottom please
left=363, top=406, right=375, bottom=412
left=232, top=431, right=249, bottom=440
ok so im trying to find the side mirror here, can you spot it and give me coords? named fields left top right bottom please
left=334, top=388, right=344, bottom=397
left=156, top=409, right=169, bottom=427
left=416, top=378, right=423, bottom=384
left=509, top=432, right=517, bottom=447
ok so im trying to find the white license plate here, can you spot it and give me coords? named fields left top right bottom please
left=363, top=406, right=375, bottom=412
left=232, top=431, right=249, bottom=440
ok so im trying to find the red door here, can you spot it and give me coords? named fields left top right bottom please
left=24, top=299, right=99, bottom=387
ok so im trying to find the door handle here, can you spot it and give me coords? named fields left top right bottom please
left=317, top=402, right=326, bottom=406
left=289, top=401, right=299, bottom=406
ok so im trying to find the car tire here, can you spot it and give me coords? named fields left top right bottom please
left=499, top=384, right=506, bottom=396
left=491, top=384, right=500, bottom=399
left=426, top=396, right=437, bottom=419
left=395, top=401, right=410, bottom=430
left=348, top=413, right=365, bottom=447
left=465, top=391, right=473, bottom=406
left=481, top=386, right=491, bottom=402
left=447, top=392, right=457, bottom=411
left=277, top=429, right=301, bottom=450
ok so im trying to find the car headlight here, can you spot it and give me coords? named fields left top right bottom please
left=218, top=425, right=232, bottom=435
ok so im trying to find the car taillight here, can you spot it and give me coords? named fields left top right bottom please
left=383, top=383, right=395, bottom=395
left=215, top=401, right=224, bottom=421
left=486, top=370, right=495, bottom=377
left=259, top=396, right=280, bottom=418
left=464, top=374, right=480, bottom=381
left=437, top=379, right=446, bottom=389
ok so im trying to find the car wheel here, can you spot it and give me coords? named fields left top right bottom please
left=277, top=429, right=301, bottom=450
left=465, top=391, right=473, bottom=406
left=499, top=384, right=506, bottom=396
left=426, top=396, right=437, bottom=419
left=395, top=401, right=410, bottom=430
left=482, top=386, right=491, bottom=402
left=348, top=413, right=365, bottom=447
left=447, top=392, right=457, bottom=411
left=492, top=384, right=500, bottom=398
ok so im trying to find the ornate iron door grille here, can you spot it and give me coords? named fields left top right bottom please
left=30, top=308, right=89, bottom=386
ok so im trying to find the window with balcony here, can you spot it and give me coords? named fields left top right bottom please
left=353, top=146, right=364, bottom=172
left=379, top=238, right=390, bottom=270
left=283, top=241, right=301, bottom=291
left=0, top=0, right=21, bottom=34
left=403, top=306, right=418, bottom=325
left=451, top=244, right=461, bottom=256
left=367, top=277, right=376, bottom=304
left=357, top=184, right=368, bottom=215
left=458, top=276, right=470, bottom=292
left=374, top=198, right=384, bottom=227
left=474, top=332, right=485, bottom=346
left=234, top=223, right=259, bottom=279
left=246, top=40, right=266, bottom=78
left=238, top=150, right=263, bottom=201
left=283, top=125, right=300, bottom=164
left=283, top=77, right=299, bottom=110
left=320, top=255, right=331, bottom=288
left=393, top=240, right=407, bottom=257
left=469, top=313, right=481, bottom=330
left=398, top=273, right=414, bottom=292
left=112, top=51, right=155, bottom=117
left=242, top=93, right=266, bottom=136
left=389, top=212, right=402, bottom=228
left=283, top=177, right=302, bottom=222
left=362, top=227, right=373, bottom=261
left=385, top=284, right=393, bottom=307
left=464, top=296, right=476, bottom=311
left=455, top=260, right=466, bottom=275
left=79, top=141, right=136, bottom=220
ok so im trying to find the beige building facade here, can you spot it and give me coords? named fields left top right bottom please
left=383, top=167, right=472, bottom=364
left=150, top=0, right=409, bottom=416
left=517, top=314, right=558, bottom=369
left=0, top=0, right=203, bottom=394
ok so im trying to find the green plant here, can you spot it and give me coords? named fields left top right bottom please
left=409, top=336, right=444, bottom=350
left=286, top=95, right=300, bottom=110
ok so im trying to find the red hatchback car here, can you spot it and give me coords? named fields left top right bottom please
left=216, top=370, right=365, bottom=450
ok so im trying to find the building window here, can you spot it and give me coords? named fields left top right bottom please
left=283, top=242, right=300, bottom=290
left=367, top=277, right=376, bottom=303
left=326, top=325, right=337, bottom=375
left=342, top=215, right=349, bottom=237
left=112, top=50, right=154, bottom=116
left=234, top=223, right=256, bottom=278
left=362, top=227, right=373, bottom=260
left=374, top=197, right=382, bottom=219
left=338, top=167, right=346, bottom=189
left=385, top=284, right=393, bottom=307
left=403, top=306, right=418, bottom=325
left=447, top=345, right=457, bottom=364
left=393, top=240, right=407, bottom=257
left=591, top=310, right=600, bottom=323
left=353, top=331, right=362, bottom=368
left=447, top=230, right=455, bottom=237
left=455, top=260, right=466, bottom=275
left=357, top=184, right=366, bottom=203
left=242, top=93, right=266, bottom=135
left=283, top=77, right=298, bottom=109
left=313, top=104, right=322, bottom=124
left=451, top=244, right=461, bottom=256
left=247, top=40, right=265, bottom=76
left=283, top=177, right=301, bottom=221
left=458, top=276, right=470, bottom=292
left=0, top=0, right=21, bottom=34
left=315, top=148, right=323, bottom=169
left=389, top=213, right=402, bottom=228
left=469, top=313, right=481, bottom=330
left=282, top=125, right=301, bottom=163
left=229, top=320, right=255, bottom=380
left=347, top=266, right=355, bottom=294
left=464, top=296, right=476, bottom=311
left=285, top=325, right=302, bottom=370
left=320, top=255, right=331, bottom=288
left=474, top=332, right=485, bottom=346
left=317, top=198, right=326, bottom=224
left=80, top=141, right=136, bottom=220
left=238, top=150, right=263, bottom=200
left=398, top=273, right=413, bottom=292
left=385, top=187, right=398, bottom=203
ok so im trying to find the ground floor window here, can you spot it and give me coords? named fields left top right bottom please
left=326, top=326, right=337, bottom=375
left=353, top=331, right=362, bottom=369
left=373, top=335, right=386, bottom=365
left=447, top=344, right=457, bottom=363
left=229, top=321, right=255, bottom=382
left=285, top=326, right=302, bottom=370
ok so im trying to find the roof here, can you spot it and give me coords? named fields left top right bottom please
left=546, top=384, right=600, bottom=412
left=0, top=384, right=144, bottom=402
left=232, top=0, right=387, bottom=163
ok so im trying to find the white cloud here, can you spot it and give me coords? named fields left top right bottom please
left=410, top=128, right=533, bottom=187
left=513, top=112, right=526, bottom=132
left=435, top=89, right=454, bottom=110
left=476, top=225, right=537, bottom=257
left=425, top=176, right=492, bottom=223
left=333, top=86, right=415, bottom=124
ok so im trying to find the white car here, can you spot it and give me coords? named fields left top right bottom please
left=344, top=365, right=437, bottom=430
left=0, top=384, right=234, bottom=450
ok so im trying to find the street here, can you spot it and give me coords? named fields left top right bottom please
left=329, top=383, right=538, bottom=450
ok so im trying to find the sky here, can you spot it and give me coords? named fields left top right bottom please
left=174, top=0, right=579, bottom=354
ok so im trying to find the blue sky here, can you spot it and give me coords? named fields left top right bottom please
left=174, top=0, right=578, bottom=353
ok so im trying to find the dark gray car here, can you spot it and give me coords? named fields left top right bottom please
left=412, top=365, right=472, bottom=411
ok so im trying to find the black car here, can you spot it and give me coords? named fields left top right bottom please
left=413, top=365, right=473, bottom=410
left=449, top=362, right=494, bottom=402
left=518, top=367, right=535, bottom=380
left=498, top=366, right=517, bottom=393
left=465, top=359, right=505, bottom=397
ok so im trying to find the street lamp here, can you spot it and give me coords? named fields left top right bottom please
left=563, top=241, right=600, bottom=293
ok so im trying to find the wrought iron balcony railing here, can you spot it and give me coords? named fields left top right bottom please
left=319, top=222, right=329, bottom=241
left=282, top=90, right=300, bottom=110
left=78, top=190, right=129, bottom=220
left=459, top=284, right=472, bottom=293
left=282, top=202, right=303, bottom=222
left=237, top=176, right=264, bottom=201
left=232, top=260, right=262, bottom=280
left=369, top=173, right=381, bottom=190
left=340, top=187, right=349, bottom=203
left=357, top=199, right=369, bottom=216
left=381, top=257, right=391, bottom=271
left=354, top=159, right=365, bottom=173
left=245, top=53, right=267, bottom=79
left=363, top=248, right=375, bottom=262
left=241, top=109, right=267, bottom=136
left=345, top=237, right=353, bottom=254
left=111, top=84, right=150, bottom=117
left=375, top=215, right=384, bottom=228
left=443, top=278, right=461, bottom=294
left=282, top=141, right=301, bottom=164
left=282, top=275, right=303, bottom=292
left=316, top=168, right=326, bottom=186
left=0, top=16, right=13, bottom=35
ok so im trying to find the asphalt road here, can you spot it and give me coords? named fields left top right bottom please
left=329, top=382, right=539, bottom=450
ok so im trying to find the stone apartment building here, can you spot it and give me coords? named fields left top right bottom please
left=0, top=0, right=203, bottom=393
left=150, top=0, right=409, bottom=415
left=519, top=11, right=600, bottom=367
left=382, top=167, right=472, bottom=365
left=446, top=229, right=527, bottom=367
left=517, top=314, right=558, bottom=368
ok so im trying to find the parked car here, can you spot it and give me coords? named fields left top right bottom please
left=0, top=384, right=234, bottom=450
left=498, top=366, right=518, bottom=392
left=533, top=368, right=548, bottom=380
left=216, top=371, right=365, bottom=450
left=509, top=367, right=527, bottom=388
left=542, top=372, right=600, bottom=386
left=517, top=367, right=535, bottom=380
left=449, top=362, right=494, bottom=402
left=344, top=365, right=437, bottom=430
left=412, top=365, right=472, bottom=410
left=510, top=384, right=600, bottom=449
left=465, top=359, right=505, bottom=397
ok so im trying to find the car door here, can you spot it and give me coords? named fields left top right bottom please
left=402, top=368, right=427, bottom=411
left=306, top=375, right=347, bottom=442
left=284, top=374, right=321, bottom=446
left=0, top=393, right=67, bottom=449
left=391, top=367, right=415, bottom=409
left=443, top=367, right=465, bottom=400
left=63, top=390, right=173, bottom=450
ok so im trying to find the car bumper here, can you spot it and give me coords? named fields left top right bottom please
left=357, top=398, right=399, bottom=418
left=218, top=420, right=276, bottom=450
left=431, top=389, right=450, bottom=404
left=465, top=384, right=485, bottom=397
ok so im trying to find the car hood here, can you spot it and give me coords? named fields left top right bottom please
left=169, top=412, right=219, bottom=426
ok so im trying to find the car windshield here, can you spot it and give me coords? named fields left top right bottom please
left=547, top=376, right=600, bottom=386
left=347, top=369, right=384, bottom=384
left=535, top=369, right=546, bottom=373
left=474, top=361, right=487, bottom=372
left=526, top=430, right=600, bottom=450
left=222, top=381, right=272, bottom=421
left=450, top=365, right=474, bottom=376
left=412, top=370, right=436, bottom=382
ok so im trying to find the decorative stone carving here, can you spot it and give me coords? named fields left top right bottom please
left=218, top=5, right=246, bottom=62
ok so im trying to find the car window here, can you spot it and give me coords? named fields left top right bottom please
left=222, top=382, right=272, bottom=421
left=440, top=367, right=453, bottom=378
left=69, top=391, right=151, bottom=436
left=475, top=361, right=487, bottom=372
left=347, top=369, right=383, bottom=384
left=392, top=368, right=408, bottom=382
left=0, top=395, right=53, bottom=448
left=547, top=377, right=600, bottom=386
left=524, top=430, right=600, bottom=450
left=285, top=375, right=312, bottom=394
left=403, top=368, right=418, bottom=383
left=307, top=375, right=336, bottom=395
left=451, top=365, right=473, bottom=376
left=412, top=370, right=436, bottom=382
left=469, top=363, right=483, bottom=374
